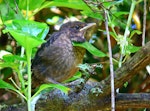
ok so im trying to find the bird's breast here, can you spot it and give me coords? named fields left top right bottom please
left=50, top=37, right=86, bottom=82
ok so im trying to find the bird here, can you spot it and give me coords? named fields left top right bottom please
left=31, top=21, right=96, bottom=87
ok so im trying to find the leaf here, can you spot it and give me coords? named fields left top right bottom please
left=3, top=54, right=26, bottom=63
left=41, top=0, right=91, bottom=11
left=19, top=0, right=46, bottom=10
left=126, top=44, right=141, bottom=54
left=5, top=20, right=49, bottom=40
left=129, top=30, right=142, bottom=38
left=81, top=10, right=103, bottom=20
left=109, top=31, right=117, bottom=39
left=124, top=82, right=128, bottom=88
left=0, top=50, right=12, bottom=59
left=0, top=54, right=24, bottom=71
left=103, top=0, right=124, bottom=8
left=0, top=79, right=16, bottom=91
left=0, top=0, right=23, bottom=21
left=3, top=20, right=49, bottom=49
left=19, top=0, right=90, bottom=11
left=0, top=79, right=26, bottom=100
left=112, top=12, right=129, bottom=17
left=4, top=30, right=45, bottom=50
left=0, top=61, right=19, bottom=70
left=72, top=41, right=106, bottom=57
left=33, top=84, right=70, bottom=98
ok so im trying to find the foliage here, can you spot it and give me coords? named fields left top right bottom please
left=73, top=41, right=106, bottom=57
left=0, top=0, right=146, bottom=111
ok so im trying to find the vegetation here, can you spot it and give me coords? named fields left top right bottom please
left=0, top=0, right=149, bottom=111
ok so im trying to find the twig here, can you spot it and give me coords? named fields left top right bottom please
left=83, top=0, right=115, bottom=110
left=103, top=10, right=115, bottom=111
left=142, top=0, right=147, bottom=46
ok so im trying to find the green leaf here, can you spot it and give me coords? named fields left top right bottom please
left=103, top=0, right=123, bottom=8
left=129, top=30, right=142, bottom=38
left=0, top=79, right=16, bottom=91
left=112, top=12, right=129, bottom=17
left=0, top=50, right=12, bottom=59
left=33, top=84, right=70, bottom=98
left=126, top=44, right=141, bottom=54
left=19, top=0, right=90, bottom=11
left=3, top=20, right=49, bottom=49
left=19, top=0, right=46, bottom=10
left=0, top=79, right=26, bottom=100
left=72, top=41, right=106, bottom=57
left=81, top=11, right=103, bottom=20
left=0, top=0, right=23, bottom=21
left=41, top=0, right=91, bottom=11
left=109, top=31, right=117, bottom=39
left=0, top=61, right=19, bottom=70
left=0, top=54, right=25, bottom=72
left=4, top=30, right=45, bottom=49
left=3, top=54, right=26, bottom=63
left=124, top=82, right=128, bottom=88
left=5, top=20, right=49, bottom=40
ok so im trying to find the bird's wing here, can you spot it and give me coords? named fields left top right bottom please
left=32, top=31, right=68, bottom=66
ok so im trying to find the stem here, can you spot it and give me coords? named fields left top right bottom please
left=18, top=48, right=25, bottom=83
left=28, top=1, right=52, bottom=19
left=26, top=49, right=32, bottom=111
left=9, top=77, right=21, bottom=90
left=29, top=9, right=41, bottom=19
left=17, top=68, right=27, bottom=97
left=28, top=3, right=47, bottom=19
left=15, top=90, right=27, bottom=100
left=104, top=10, right=115, bottom=111
left=26, top=0, right=29, bottom=20
left=119, top=0, right=136, bottom=67
left=107, top=14, right=118, bottom=39
left=25, top=0, right=32, bottom=110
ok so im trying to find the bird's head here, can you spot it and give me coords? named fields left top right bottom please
left=60, top=21, right=96, bottom=42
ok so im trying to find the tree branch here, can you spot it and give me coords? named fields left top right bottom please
left=116, top=93, right=150, bottom=109
left=99, top=41, right=150, bottom=96
left=1, top=41, right=150, bottom=111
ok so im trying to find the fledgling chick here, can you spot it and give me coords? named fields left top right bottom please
left=32, top=21, right=96, bottom=87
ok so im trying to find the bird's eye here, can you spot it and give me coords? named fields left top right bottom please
left=74, top=25, right=80, bottom=30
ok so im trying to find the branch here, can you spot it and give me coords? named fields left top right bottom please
left=1, top=41, right=150, bottom=111
left=116, top=93, right=150, bottom=109
left=99, top=41, right=150, bottom=96
left=1, top=90, right=150, bottom=110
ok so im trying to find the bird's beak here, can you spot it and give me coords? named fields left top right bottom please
left=80, top=23, right=96, bottom=32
